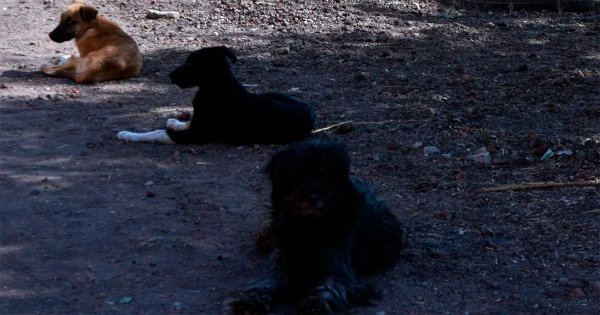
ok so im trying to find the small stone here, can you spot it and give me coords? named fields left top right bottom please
left=0, top=84, right=7, bottom=89
left=145, top=191, right=155, bottom=198
left=144, top=181, right=154, bottom=186
left=567, top=288, right=586, bottom=299
left=484, top=22, right=496, bottom=29
left=466, top=148, right=491, bottom=165
left=455, top=172, right=467, bottom=181
left=412, top=141, right=423, bottom=148
left=435, top=211, right=452, bottom=221
left=274, top=47, right=290, bottom=55
left=386, top=141, right=400, bottom=150
left=146, top=9, right=180, bottom=19
left=423, top=146, right=440, bottom=155
left=353, top=72, right=368, bottom=82
left=552, top=76, right=569, bottom=86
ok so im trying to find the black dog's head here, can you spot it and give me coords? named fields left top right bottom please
left=169, top=46, right=238, bottom=88
left=266, top=139, right=358, bottom=221
left=49, top=2, right=98, bottom=43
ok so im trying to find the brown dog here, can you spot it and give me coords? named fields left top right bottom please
left=41, top=1, right=143, bottom=83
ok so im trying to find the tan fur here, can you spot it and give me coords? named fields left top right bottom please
left=41, top=2, right=143, bottom=83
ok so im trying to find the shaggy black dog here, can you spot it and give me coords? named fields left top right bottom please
left=229, top=139, right=405, bottom=314
left=117, top=46, right=316, bottom=145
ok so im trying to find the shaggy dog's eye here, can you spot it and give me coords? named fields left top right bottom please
left=64, top=19, right=76, bottom=26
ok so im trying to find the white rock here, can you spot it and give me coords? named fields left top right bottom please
left=423, top=146, right=440, bottom=155
left=146, top=9, right=180, bottom=19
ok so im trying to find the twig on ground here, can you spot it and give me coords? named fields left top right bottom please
left=312, top=120, right=354, bottom=133
left=312, top=119, right=426, bottom=133
left=476, top=180, right=599, bottom=192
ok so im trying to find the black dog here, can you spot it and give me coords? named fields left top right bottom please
left=118, top=46, right=316, bottom=144
left=229, top=139, right=405, bottom=314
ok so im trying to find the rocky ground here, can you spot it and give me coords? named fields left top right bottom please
left=1, top=0, right=599, bottom=314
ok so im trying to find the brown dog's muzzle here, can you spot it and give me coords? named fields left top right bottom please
left=49, top=25, right=76, bottom=43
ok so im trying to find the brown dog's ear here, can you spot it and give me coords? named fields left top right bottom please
left=80, top=6, right=98, bottom=21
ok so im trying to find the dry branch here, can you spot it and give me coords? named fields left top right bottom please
left=477, top=180, right=599, bottom=192
left=312, top=119, right=426, bottom=134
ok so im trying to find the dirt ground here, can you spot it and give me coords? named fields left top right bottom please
left=1, top=0, right=599, bottom=314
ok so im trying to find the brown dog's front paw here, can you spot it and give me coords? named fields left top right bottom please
left=41, top=65, right=57, bottom=76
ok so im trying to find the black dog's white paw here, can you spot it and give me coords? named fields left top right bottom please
left=166, top=118, right=189, bottom=131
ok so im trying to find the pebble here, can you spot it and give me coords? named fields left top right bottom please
left=484, top=22, right=495, bottom=29
left=146, top=9, right=180, bottom=19
left=423, top=146, right=440, bottom=155
left=412, top=141, right=423, bottom=148
left=386, top=141, right=400, bottom=150
left=466, top=147, right=491, bottom=165
left=274, top=47, right=290, bottom=55
left=353, top=72, right=368, bottom=82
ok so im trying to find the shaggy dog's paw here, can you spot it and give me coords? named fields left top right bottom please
left=298, top=295, right=334, bottom=314
left=227, top=288, right=273, bottom=315
left=166, top=118, right=188, bottom=131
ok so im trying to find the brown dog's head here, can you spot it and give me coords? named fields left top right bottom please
left=49, top=1, right=98, bottom=43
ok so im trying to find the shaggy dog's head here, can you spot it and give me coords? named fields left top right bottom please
left=265, top=139, right=358, bottom=221
left=49, top=1, right=98, bottom=43
left=169, top=46, right=238, bottom=88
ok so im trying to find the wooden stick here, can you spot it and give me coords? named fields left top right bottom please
left=477, top=180, right=599, bottom=192
left=312, top=119, right=426, bottom=134
left=312, top=120, right=354, bottom=133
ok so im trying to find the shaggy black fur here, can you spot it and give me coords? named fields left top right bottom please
left=166, top=46, right=316, bottom=144
left=229, top=139, right=405, bottom=314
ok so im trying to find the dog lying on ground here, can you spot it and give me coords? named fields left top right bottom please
left=41, top=1, right=142, bottom=83
left=117, top=46, right=316, bottom=145
left=228, top=139, right=405, bottom=314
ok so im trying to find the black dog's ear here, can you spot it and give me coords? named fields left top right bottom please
left=216, top=46, right=237, bottom=64
left=80, top=6, right=98, bottom=21
left=264, top=148, right=293, bottom=179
